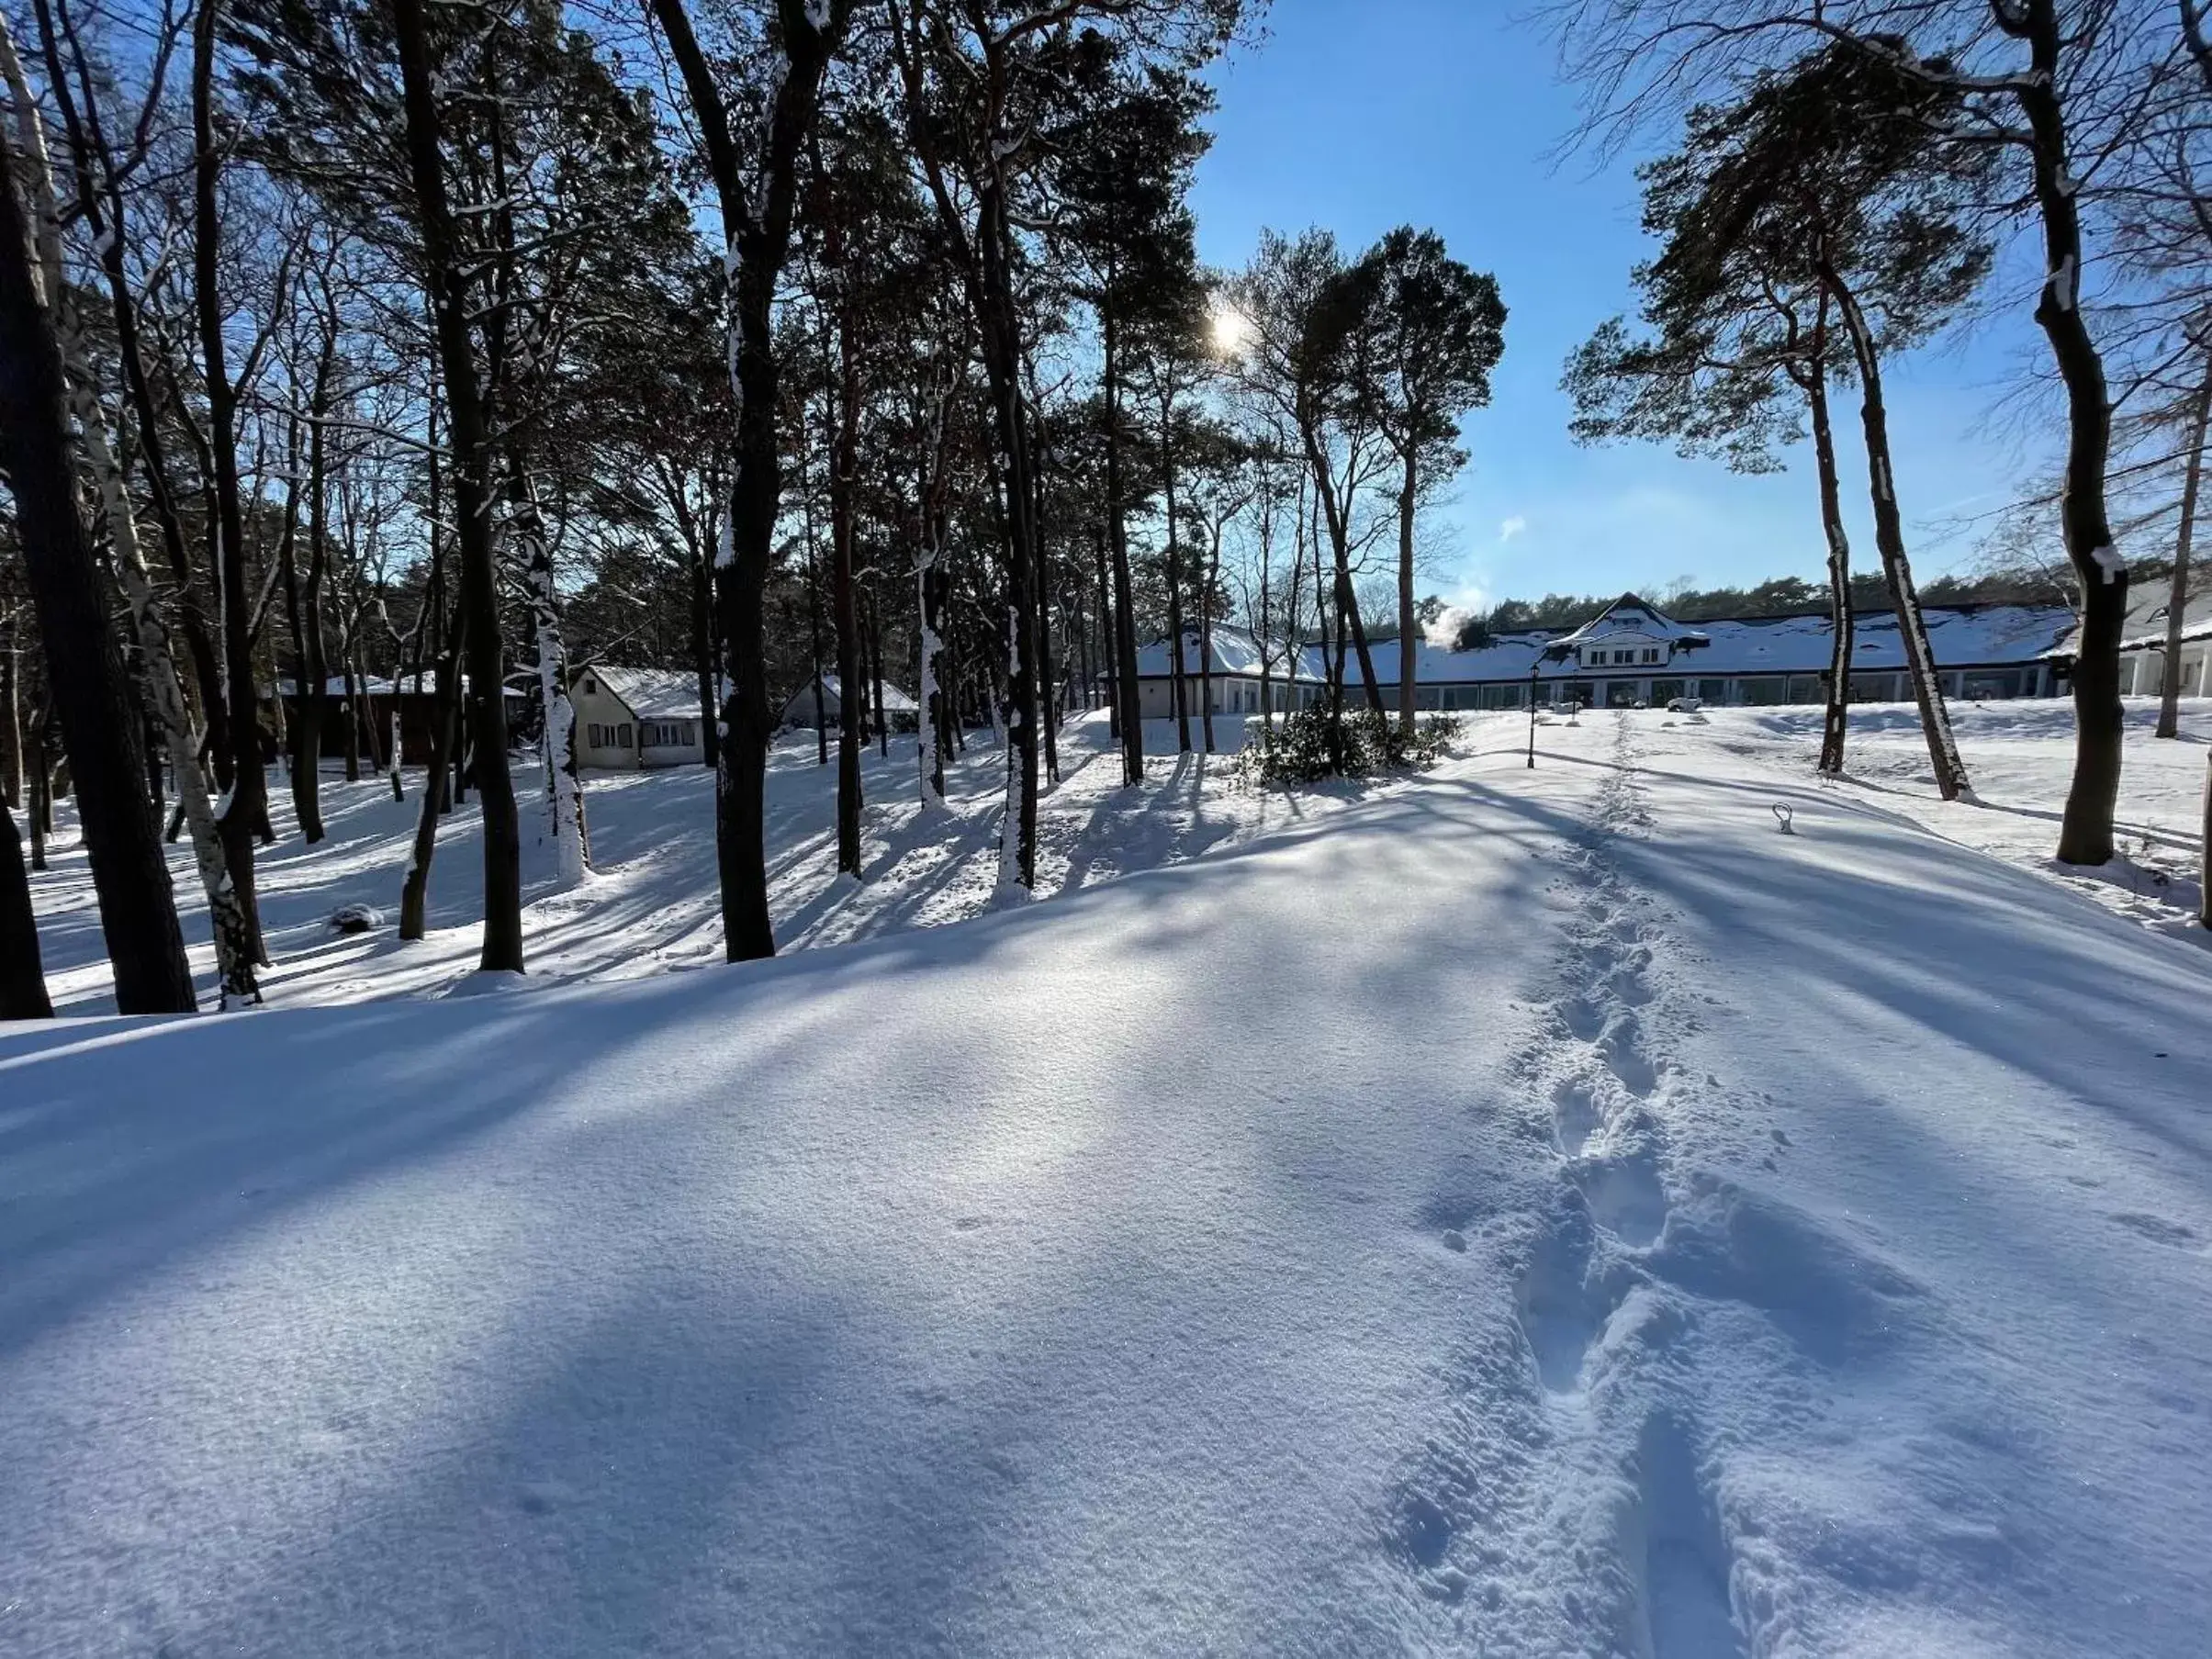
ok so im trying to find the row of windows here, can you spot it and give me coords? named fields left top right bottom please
left=587, top=720, right=698, bottom=749
left=1585, top=645, right=1665, bottom=667
left=1162, top=669, right=2044, bottom=712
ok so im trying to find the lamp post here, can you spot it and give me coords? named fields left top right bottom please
left=1527, top=659, right=1541, bottom=769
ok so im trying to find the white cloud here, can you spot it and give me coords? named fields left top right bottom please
left=1498, top=515, right=1527, bottom=543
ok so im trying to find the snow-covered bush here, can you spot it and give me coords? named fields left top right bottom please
left=1237, top=707, right=1461, bottom=786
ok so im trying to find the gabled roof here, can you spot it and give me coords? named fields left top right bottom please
left=580, top=666, right=703, bottom=720
left=814, top=672, right=919, bottom=712
left=2117, top=577, right=2212, bottom=651
left=1547, top=594, right=1711, bottom=654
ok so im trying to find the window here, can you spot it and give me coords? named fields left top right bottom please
left=1615, top=648, right=1637, bottom=665
left=587, top=723, right=606, bottom=747
left=1643, top=648, right=1661, bottom=664
left=617, top=723, right=633, bottom=748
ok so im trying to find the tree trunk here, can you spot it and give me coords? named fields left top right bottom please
left=915, top=376, right=952, bottom=810
left=515, top=472, right=588, bottom=886
left=973, top=180, right=1041, bottom=891
left=28, top=720, right=49, bottom=870
left=1304, top=433, right=1385, bottom=723
left=870, top=585, right=888, bottom=759
left=1805, top=332, right=1855, bottom=777
left=1163, top=398, right=1191, bottom=756
left=1200, top=524, right=1219, bottom=754
left=1103, top=301, right=1142, bottom=783
left=395, top=0, right=525, bottom=973
left=1, top=637, right=18, bottom=808
left=0, top=80, right=194, bottom=1012
left=691, top=516, right=719, bottom=771
left=1030, top=391, right=1060, bottom=788
left=647, top=0, right=843, bottom=961
left=1828, top=273, right=1969, bottom=801
left=289, top=302, right=340, bottom=841
left=830, top=302, right=864, bottom=880
left=2157, top=353, right=2211, bottom=740
left=1397, top=450, right=1418, bottom=737
left=33, top=6, right=229, bottom=742
left=338, top=648, right=362, bottom=782
left=68, top=333, right=259, bottom=1004
left=278, top=509, right=321, bottom=839
left=194, top=0, right=271, bottom=965
left=0, top=784, right=48, bottom=1017
left=2008, top=0, right=2122, bottom=862
left=399, top=603, right=466, bottom=940
left=1095, top=530, right=1118, bottom=738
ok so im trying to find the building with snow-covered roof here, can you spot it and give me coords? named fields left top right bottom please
left=2115, top=578, right=2212, bottom=701
left=1128, top=596, right=2075, bottom=717
left=572, top=666, right=709, bottom=769
left=778, top=673, right=921, bottom=733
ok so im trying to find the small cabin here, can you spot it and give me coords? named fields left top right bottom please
left=779, top=673, right=921, bottom=733
left=570, top=667, right=708, bottom=769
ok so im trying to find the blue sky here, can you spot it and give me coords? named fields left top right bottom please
left=1190, top=0, right=2036, bottom=611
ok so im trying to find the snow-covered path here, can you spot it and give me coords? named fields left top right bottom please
left=4, top=716, right=2208, bottom=1655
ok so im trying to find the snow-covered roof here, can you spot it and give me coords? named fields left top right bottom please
left=2118, top=579, right=2212, bottom=652
left=581, top=666, right=703, bottom=719
left=814, top=673, right=919, bottom=713
left=1132, top=607, right=2074, bottom=686
left=1547, top=594, right=1712, bottom=653
left=1131, top=627, right=1321, bottom=681
left=1663, top=605, right=2073, bottom=677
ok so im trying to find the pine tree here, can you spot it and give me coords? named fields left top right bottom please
left=647, top=0, right=852, bottom=958
left=1349, top=228, right=1505, bottom=738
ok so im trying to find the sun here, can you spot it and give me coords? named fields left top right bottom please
left=1209, top=305, right=1249, bottom=357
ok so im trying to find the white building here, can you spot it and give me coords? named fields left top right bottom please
left=570, top=666, right=708, bottom=770
left=1128, top=595, right=2077, bottom=716
left=2116, top=580, right=2212, bottom=700
left=779, top=673, right=920, bottom=733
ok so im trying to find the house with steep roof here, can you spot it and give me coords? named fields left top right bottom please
left=570, top=666, right=708, bottom=769
left=778, top=673, right=920, bottom=733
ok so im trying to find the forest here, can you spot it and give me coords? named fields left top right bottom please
left=1, top=0, right=2206, bottom=1016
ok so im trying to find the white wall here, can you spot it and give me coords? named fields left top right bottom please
left=572, top=679, right=641, bottom=771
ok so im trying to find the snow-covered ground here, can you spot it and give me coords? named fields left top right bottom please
left=5, top=702, right=2210, bottom=1655
left=1664, top=697, right=2212, bottom=945
left=26, top=713, right=1394, bottom=1014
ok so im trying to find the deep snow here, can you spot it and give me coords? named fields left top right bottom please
left=4, top=705, right=2210, bottom=1655
left=25, top=714, right=1399, bottom=1013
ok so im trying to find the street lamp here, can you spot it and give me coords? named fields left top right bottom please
left=1527, top=657, right=1541, bottom=769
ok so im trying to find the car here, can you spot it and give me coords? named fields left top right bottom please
left=1666, top=695, right=1703, bottom=712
